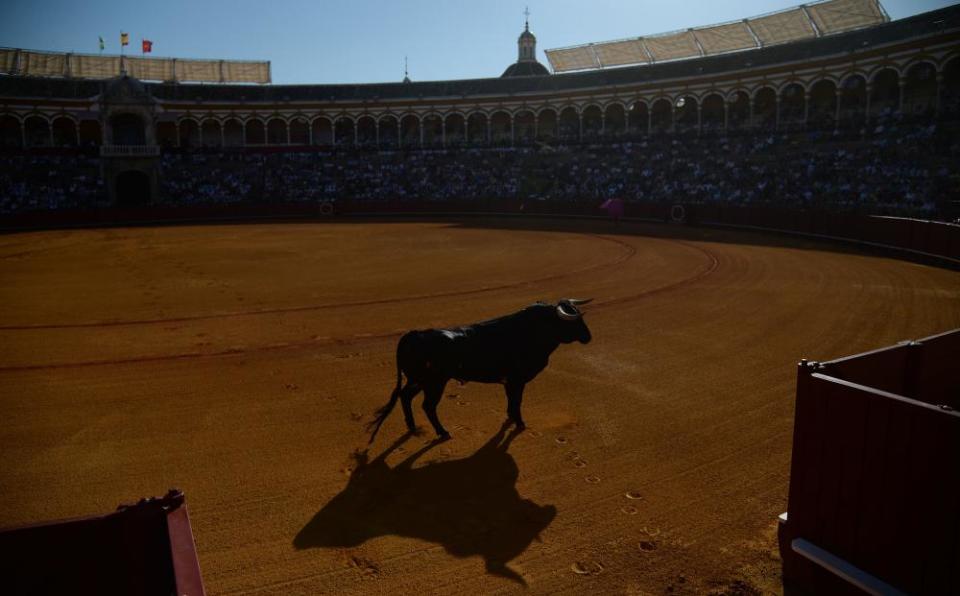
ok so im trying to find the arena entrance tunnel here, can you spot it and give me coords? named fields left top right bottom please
left=115, top=170, right=151, bottom=207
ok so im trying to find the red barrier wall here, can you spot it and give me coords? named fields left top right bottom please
left=2, top=202, right=958, bottom=268
left=780, top=330, right=960, bottom=594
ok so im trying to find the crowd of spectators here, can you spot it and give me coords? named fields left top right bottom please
left=2, top=117, right=958, bottom=219
left=0, top=153, right=102, bottom=214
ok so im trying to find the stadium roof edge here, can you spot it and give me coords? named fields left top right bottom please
left=0, top=3, right=957, bottom=103
left=545, top=0, right=891, bottom=73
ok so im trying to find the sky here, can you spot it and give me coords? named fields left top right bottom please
left=1, top=0, right=956, bottom=85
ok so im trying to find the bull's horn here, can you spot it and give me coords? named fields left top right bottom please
left=556, top=302, right=581, bottom=321
left=567, top=298, right=594, bottom=306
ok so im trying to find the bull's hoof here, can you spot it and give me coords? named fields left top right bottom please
left=437, top=432, right=452, bottom=442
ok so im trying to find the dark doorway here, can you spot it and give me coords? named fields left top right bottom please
left=116, top=170, right=151, bottom=206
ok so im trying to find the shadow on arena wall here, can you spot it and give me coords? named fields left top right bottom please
left=294, top=422, right=555, bottom=584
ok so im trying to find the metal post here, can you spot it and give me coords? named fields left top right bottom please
left=834, top=89, right=842, bottom=133
left=775, top=96, right=781, bottom=131
left=898, top=79, right=906, bottom=114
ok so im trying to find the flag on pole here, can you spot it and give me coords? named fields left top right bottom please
left=120, top=32, right=129, bottom=46
left=98, top=36, right=105, bottom=52
left=142, top=39, right=153, bottom=53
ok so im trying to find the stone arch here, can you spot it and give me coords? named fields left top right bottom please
left=400, top=114, right=420, bottom=146
left=650, top=98, right=672, bottom=133
left=779, top=82, right=806, bottom=130
left=536, top=108, right=558, bottom=141
left=266, top=117, right=287, bottom=144
left=838, top=73, right=867, bottom=129
left=378, top=114, right=400, bottom=148
left=334, top=116, right=355, bottom=146
left=0, top=114, right=22, bottom=148
left=727, top=90, right=750, bottom=130
left=627, top=101, right=648, bottom=135
left=490, top=110, right=511, bottom=145
left=111, top=112, right=146, bottom=145
left=701, top=93, right=724, bottom=132
left=466, top=112, right=488, bottom=144
left=870, top=67, right=900, bottom=120
left=902, top=60, right=938, bottom=119
left=674, top=95, right=698, bottom=133
left=421, top=113, right=443, bottom=146
left=941, top=55, right=960, bottom=119
left=51, top=116, right=78, bottom=147
left=444, top=113, right=466, bottom=146
left=178, top=118, right=200, bottom=148
left=356, top=115, right=377, bottom=146
left=311, top=117, right=333, bottom=146
left=289, top=117, right=309, bottom=145
left=581, top=104, right=602, bottom=138
left=155, top=121, right=176, bottom=147
left=223, top=118, right=243, bottom=147
left=753, top=86, right=777, bottom=130
left=200, top=119, right=221, bottom=147
left=604, top=103, right=626, bottom=137
left=558, top=106, right=579, bottom=140
left=244, top=118, right=266, bottom=145
left=514, top=109, right=535, bottom=143
left=807, top=79, right=837, bottom=130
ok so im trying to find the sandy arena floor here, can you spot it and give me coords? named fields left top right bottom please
left=1, top=218, right=958, bottom=595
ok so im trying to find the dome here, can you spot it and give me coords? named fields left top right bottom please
left=501, top=61, right=550, bottom=77
left=519, top=29, right=536, bottom=42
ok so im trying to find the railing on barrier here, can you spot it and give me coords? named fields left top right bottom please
left=99, top=145, right=161, bottom=157
left=779, top=329, right=960, bottom=595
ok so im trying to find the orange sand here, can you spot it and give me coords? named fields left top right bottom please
left=1, top=218, right=958, bottom=594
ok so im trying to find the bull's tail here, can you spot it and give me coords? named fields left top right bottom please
left=367, top=360, right=403, bottom=444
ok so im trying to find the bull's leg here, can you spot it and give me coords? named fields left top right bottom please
left=399, top=383, right=421, bottom=432
left=422, top=381, right=450, bottom=440
left=505, top=382, right=526, bottom=431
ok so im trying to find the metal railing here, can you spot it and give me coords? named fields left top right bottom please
left=99, top=145, right=161, bottom=157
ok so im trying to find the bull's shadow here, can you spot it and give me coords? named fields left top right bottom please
left=294, top=423, right=555, bottom=584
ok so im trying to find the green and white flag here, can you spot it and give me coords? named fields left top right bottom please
left=98, top=36, right=105, bottom=52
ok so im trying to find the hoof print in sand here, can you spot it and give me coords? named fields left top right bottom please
left=346, top=556, right=380, bottom=580
left=571, top=561, right=604, bottom=576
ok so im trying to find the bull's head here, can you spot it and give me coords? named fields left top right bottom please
left=554, top=298, right=593, bottom=344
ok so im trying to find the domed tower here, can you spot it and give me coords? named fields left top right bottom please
left=501, top=9, right=550, bottom=78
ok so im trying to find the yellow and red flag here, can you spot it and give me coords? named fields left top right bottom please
left=120, top=32, right=129, bottom=46
left=142, top=39, right=153, bottom=53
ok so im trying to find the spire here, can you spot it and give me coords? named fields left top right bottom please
left=402, top=55, right=410, bottom=83
left=517, top=7, right=536, bottom=62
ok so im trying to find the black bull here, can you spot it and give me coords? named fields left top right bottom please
left=368, top=299, right=592, bottom=442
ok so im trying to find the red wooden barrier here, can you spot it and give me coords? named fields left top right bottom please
left=780, top=330, right=960, bottom=594
left=0, top=489, right=205, bottom=596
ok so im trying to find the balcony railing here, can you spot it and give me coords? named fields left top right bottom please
left=100, top=145, right=161, bottom=157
